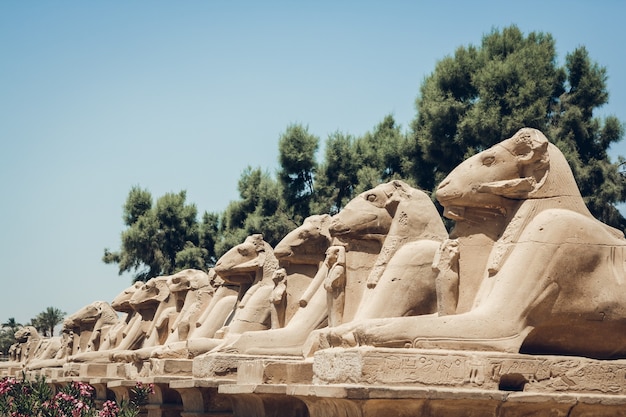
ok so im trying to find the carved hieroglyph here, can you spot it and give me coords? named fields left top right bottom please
left=319, top=128, right=626, bottom=360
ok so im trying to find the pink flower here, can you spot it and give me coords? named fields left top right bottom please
left=72, top=381, right=94, bottom=398
left=98, top=400, right=120, bottom=417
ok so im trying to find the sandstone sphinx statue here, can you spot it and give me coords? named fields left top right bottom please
left=65, top=300, right=120, bottom=356
left=150, top=269, right=238, bottom=359
left=1, top=326, right=43, bottom=369
left=326, top=180, right=448, bottom=322
left=319, top=128, right=626, bottom=360
left=126, top=269, right=214, bottom=361
left=227, top=181, right=448, bottom=356
left=109, top=275, right=177, bottom=362
left=217, top=215, right=333, bottom=355
left=187, top=234, right=280, bottom=356
left=68, top=282, right=144, bottom=363
left=27, top=301, right=118, bottom=370
left=26, top=320, right=74, bottom=370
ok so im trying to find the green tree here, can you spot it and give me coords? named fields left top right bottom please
left=277, top=124, right=320, bottom=223
left=0, top=328, right=14, bottom=356
left=410, top=25, right=625, bottom=227
left=2, top=317, right=21, bottom=333
left=28, top=315, right=46, bottom=336
left=311, top=132, right=359, bottom=214
left=104, top=187, right=212, bottom=281
left=216, top=167, right=295, bottom=257
left=0, top=318, right=21, bottom=356
left=353, top=115, right=412, bottom=193
left=548, top=47, right=626, bottom=228
left=32, top=307, right=66, bottom=337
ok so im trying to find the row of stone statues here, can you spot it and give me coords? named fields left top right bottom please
left=5, top=127, right=626, bottom=376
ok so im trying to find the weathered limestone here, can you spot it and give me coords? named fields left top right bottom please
left=326, top=180, right=448, bottom=322
left=318, top=128, right=626, bottom=360
left=186, top=235, right=281, bottom=356
left=116, top=269, right=213, bottom=362
left=68, top=282, right=144, bottom=363
left=219, top=215, right=333, bottom=356
left=16, top=128, right=626, bottom=416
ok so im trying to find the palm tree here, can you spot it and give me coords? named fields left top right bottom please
left=1, top=317, right=21, bottom=333
left=0, top=318, right=22, bottom=356
left=34, top=307, right=66, bottom=337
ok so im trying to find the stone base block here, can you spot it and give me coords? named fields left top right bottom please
left=122, top=361, right=150, bottom=379
left=192, top=352, right=295, bottom=380
left=41, top=367, right=65, bottom=379
left=313, top=347, right=626, bottom=395
left=149, top=358, right=193, bottom=376
left=106, top=363, right=127, bottom=378
left=237, top=358, right=314, bottom=385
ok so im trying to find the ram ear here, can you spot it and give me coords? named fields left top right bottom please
left=478, top=177, right=536, bottom=198
left=250, top=234, right=265, bottom=252
left=384, top=180, right=411, bottom=213
left=154, top=279, right=171, bottom=302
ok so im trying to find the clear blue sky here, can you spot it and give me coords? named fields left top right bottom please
left=1, top=1, right=625, bottom=327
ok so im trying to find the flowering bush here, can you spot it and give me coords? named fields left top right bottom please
left=0, top=374, right=154, bottom=417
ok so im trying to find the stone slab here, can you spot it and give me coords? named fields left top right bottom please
left=192, top=352, right=297, bottom=380
left=237, top=357, right=314, bottom=385
left=149, top=358, right=193, bottom=376
left=313, top=347, right=626, bottom=395
left=169, top=378, right=222, bottom=389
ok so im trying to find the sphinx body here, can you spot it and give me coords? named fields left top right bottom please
left=187, top=234, right=280, bottom=356
left=301, top=180, right=448, bottom=355
left=151, top=269, right=238, bottom=359
left=26, top=322, right=73, bottom=370
left=1, top=326, right=43, bottom=369
left=66, top=301, right=120, bottom=356
left=230, top=182, right=447, bottom=356
left=125, top=269, right=213, bottom=361
left=68, top=282, right=145, bottom=363
left=219, top=215, right=333, bottom=355
left=327, top=180, right=448, bottom=322
left=27, top=301, right=119, bottom=370
left=70, top=277, right=176, bottom=364
left=323, top=128, right=626, bottom=360
left=108, top=275, right=178, bottom=362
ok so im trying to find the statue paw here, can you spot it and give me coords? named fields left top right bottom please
left=302, top=329, right=331, bottom=357
left=341, top=331, right=358, bottom=347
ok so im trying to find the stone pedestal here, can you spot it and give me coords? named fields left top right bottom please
left=192, top=352, right=296, bottom=380
left=150, top=359, right=193, bottom=377
left=312, top=347, right=626, bottom=394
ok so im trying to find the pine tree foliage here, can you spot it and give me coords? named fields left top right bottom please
left=277, top=124, right=319, bottom=222
left=104, top=26, right=625, bottom=284
left=410, top=25, right=625, bottom=228
left=103, top=187, right=218, bottom=281
left=215, top=167, right=296, bottom=257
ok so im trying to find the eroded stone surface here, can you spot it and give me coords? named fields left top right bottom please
left=15, top=127, right=626, bottom=417
left=314, top=347, right=626, bottom=395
